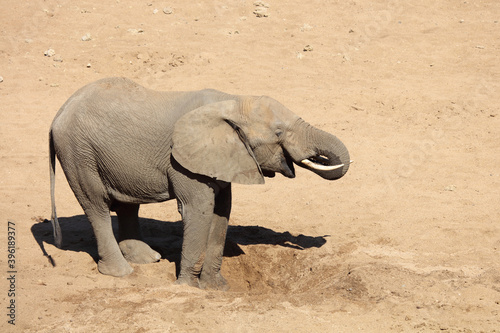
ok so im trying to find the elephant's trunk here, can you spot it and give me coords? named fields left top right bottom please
left=286, top=119, right=351, bottom=180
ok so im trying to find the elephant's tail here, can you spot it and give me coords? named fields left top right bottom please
left=49, top=130, right=62, bottom=248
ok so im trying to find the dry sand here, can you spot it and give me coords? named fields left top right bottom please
left=1, top=0, right=499, bottom=332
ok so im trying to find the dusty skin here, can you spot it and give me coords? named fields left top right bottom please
left=1, top=0, right=499, bottom=332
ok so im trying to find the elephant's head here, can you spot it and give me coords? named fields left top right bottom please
left=172, top=96, right=351, bottom=184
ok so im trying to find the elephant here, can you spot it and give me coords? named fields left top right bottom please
left=49, top=77, right=351, bottom=290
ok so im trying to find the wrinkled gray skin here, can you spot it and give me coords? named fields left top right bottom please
left=49, top=77, right=350, bottom=290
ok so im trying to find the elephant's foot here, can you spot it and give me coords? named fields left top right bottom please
left=97, top=256, right=133, bottom=277
left=199, top=270, right=229, bottom=291
left=175, top=274, right=201, bottom=289
left=119, top=239, right=161, bottom=264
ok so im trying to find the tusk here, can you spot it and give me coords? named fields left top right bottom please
left=301, top=159, right=344, bottom=171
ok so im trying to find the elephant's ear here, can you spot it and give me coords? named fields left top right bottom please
left=172, top=100, right=264, bottom=184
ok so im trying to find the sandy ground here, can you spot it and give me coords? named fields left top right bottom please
left=1, top=0, right=499, bottom=332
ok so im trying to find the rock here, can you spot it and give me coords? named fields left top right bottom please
left=303, top=45, right=313, bottom=51
left=253, top=7, right=268, bottom=18
left=44, top=49, right=56, bottom=57
left=0, top=76, right=3, bottom=83
left=254, top=1, right=269, bottom=7
left=169, top=53, right=185, bottom=67
left=86, top=63, right=92, bottom=68
left=53, top=55, right=63, bottom=62
left=300, top=24, right=313, bottom=32
left=253, top=1, right=269, bottom=17
left=444, top=185, right=457, bottom=192
left=153, top=8, right=158, bottom=14
left=163, top=7, right=173, bottom=14
left=81, top=33, right=92, bottom=41
left=127, top=28, right=144, bottom=34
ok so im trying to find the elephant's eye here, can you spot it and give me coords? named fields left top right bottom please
left=275, top=129, right=284, bottom=138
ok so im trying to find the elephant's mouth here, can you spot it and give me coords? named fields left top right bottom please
left=264, top=152, right=295, bottom=179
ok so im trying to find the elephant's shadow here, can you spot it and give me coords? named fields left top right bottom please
left=31, top=215, right=328, bottom=270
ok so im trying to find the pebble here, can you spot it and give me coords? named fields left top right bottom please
left=86, top=63, right=92, bottom=68
left=253, top=7, right=269, bottom=17
left=303, top=44, right=313, bottom=51
left=0, top=76, right=3, bottom=83
left=127, top=28, right=144, bottom=34
left=300, top=24, right=313, bottom=32
left=254, top=1, right=269, bottom=7
left=44, top=48, right=56, bottom=57
left=81, top=33, right=92, bottom=41
left=253, top=1, right=269, bottom=17
left=163, top=7, right=173, bottom=14
left=444, top=185, right=457, bottom=192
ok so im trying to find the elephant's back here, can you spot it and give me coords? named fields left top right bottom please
left=50, top=78, right=177, bottom=200
left=52, top=78, right=173, bottom=133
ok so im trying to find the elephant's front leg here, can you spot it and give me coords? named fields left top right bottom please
left=175, top=193, right=216, bottom=288
left=199, top=185, right=231, bottom=290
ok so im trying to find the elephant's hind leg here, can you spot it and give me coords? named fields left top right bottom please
left=114, top=203, right=161, bottom=264
left=85, top=207, right=133, bottom=277
left=55, top=146, right=132, bottom=276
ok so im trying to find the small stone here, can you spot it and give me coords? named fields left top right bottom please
left=153, top=8, right=158, bottom=14
left=253, top=7, right=268, bottom=17
left=86, top=63, right=92, bottom=68
left=44, top=48, right=56, bottom=57
left=0, top=76, right=3, bottom=83
left=81, top=33, right=92, bottom=41
left=163, top=7, right=173, bottom=14
left=303, top=45, right=313, bottom=51
left=53, top=55, right=63, bottom=62
left=459, top=19, right=465, bottom=23
left=300, top=24, right=313, bottom=32
left=254, top=1, right=269, bottom=7
left=127, top=28, right=144, bottom=34
left=444, top=185, right=456, bottom=191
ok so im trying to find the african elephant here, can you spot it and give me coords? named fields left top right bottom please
left=49, top=77, right=351, bottom=290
